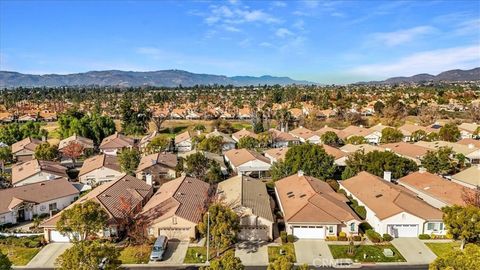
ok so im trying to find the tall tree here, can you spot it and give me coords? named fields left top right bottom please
left=202, top=250, right=244, bottom=270
left=118, top=149, right=141, bottom=176
left=321, top=131, right=343, bottom=147
left=0, top=250, right=12, bottom=270
left=442, top=205, right=480, bottom=249
left=439, top=123, right=461, bottom=142
left=237, top=136, right=259, bottom=150
left=56, top=201, right=109, bottom=242
left=34, top=142, right=59, bottom=161
left=429, top=244, right=480, bottom=270
left=184, top=152, right=222, bottom=183
left=380, top=128, right=404, bottom=143
left=61, top=142, right=84, bottom=164
left=421, top=147, right=460, bottom=175
left=55, top=240, right=120, bottom=270
left=146, top=136, right=171, bottom=154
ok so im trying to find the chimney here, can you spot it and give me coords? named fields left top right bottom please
left=41, top=136, right=46, bottom=142
left=359, top=125, right=364, bottom=128
left=214, top=128, right=218, bottom=132
left=145, top=174, right=153, bottom=186
left=419, top=167, right=427, bottom=173
left=383, top=171, right=392, bottom=182
left=297, top=170, right=304, bottom=177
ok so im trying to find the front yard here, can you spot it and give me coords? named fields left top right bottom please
left=329, top=244, right=406, bottom=263
left=425, top=242, right=461, bottom=257
left=0, top=244, right=41, bottom=266
left=268, top=243, right=296, bottom=262
left=119, top=244, right=151, bottom=264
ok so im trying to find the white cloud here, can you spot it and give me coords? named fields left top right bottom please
left=223, top=25, right=241, bottom=32
left=303, top=0, right=319, bottom=8
left=351, top=45, right=480, bottom=77
left=272, top=1, right=287, bottom=8
left=259, top=42, right=273, bottom=48
left=371, top=26, right=435, bottom=46
left=238, top=38, right=251, bottom=48
left=276, top=28, right=294, bottom=38
left=454, top=19, right=480, bottom=36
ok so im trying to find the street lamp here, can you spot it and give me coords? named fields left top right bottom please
left=206, top=211, right=210, bottom=264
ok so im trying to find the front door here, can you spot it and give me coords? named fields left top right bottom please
left=17, top=209, right=25, bottom=222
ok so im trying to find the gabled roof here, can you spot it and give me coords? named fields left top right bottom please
left=11, top=137, right=42, bottom=154
left=99, top=132, right=134, bottom=150
left=41, top=174, right=153, bottom=227
left=136, top=152, right=177, bottom=172
left=0, top=179, right=79, bottom=215
left=12, top=159, right=68, bottom=185
left=315, top=126, right=347, bottom=139
left=341, top=171, right=443, bottom=220
left=224, top=148, right=270, bottom=167
left=232, top=128, right=257, bottom=141
left=206, top=129, right=236, bottom=144
left=458, top=123, right=479, bottom=133
left=264, top=147, right=289, bottom=162
left=398, top=123, right=435, bottom=135
left=341, top=126, right=371, bottom=138
left=457, top=138, right=480, bottom=148
left=321, top=144, right=347, bottom=160
left=340, top=144, right=384, bottom=154
left=175, top=131, right=192, bottom=144
left=79, top=154, right=121, bottom=176
left=398, top=171, right=468, bottom=206
left=415, top=140, right=479, bottom=156
left=269, top=128, right=298, bottom=142
left=451, top=166, right=480, bottom=187
left=380, top=142, right=429, bottom=160
left=58, top=134, right=94, bottom=150
left=289, top=126, right=316, bottom=140
left=275, top=173, right=359, bottom=224
left=217, top=175, right=274, bottom=222
left=141, top=176, right=210, bottom=224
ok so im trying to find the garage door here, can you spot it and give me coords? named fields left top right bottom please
left=292, top=226, right=326, bottom=239
left=159, top=228, right=191, bottom=241
left=49, top=230, right=71, bottom=243
left=388, top=224, right=419, bottom=237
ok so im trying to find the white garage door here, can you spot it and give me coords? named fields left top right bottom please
left=49, top=230, right=71, bottom=243
left=292, top=226, right=326, bottom=239
left=388, top=224, right=419, bottom=237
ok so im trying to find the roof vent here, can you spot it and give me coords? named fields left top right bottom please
left=299, top=194, right=306, bottom=198
left=287, top=194, right=294, bottom=198
left=287, top=191, right=293, bottom=195
left=375, top=194, right=383, bottom=198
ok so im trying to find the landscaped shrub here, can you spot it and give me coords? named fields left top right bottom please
left=354, top=205, right=367, bottom=220
left=280, top=231, right=287, bottom=243
left=382, top=234, right=393, bottom=242
left=286, top=234, right=295, bottom=243
left=325, top=236, right=337, bottom=241
left=338, top=189, right=347, bottom=196
left=352, top=235, right=362, bottom=241
left=359, top=222, right=373, bottom=234
left=365, top=229, right=382, bottom=243
left=338, top=231, right=348, bottom=241
left=326, top=179, right=339, bottom=191
left=418, top=234, right=431, bottom=240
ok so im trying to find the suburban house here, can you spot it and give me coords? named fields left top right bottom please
left=136, top=152, right=177, bottom=186
left=140, top=175, right=210, bottom=241
left=398, top=124, right=435, bottom=142
left=269, top=128, right=299, bottom=148
left=289, top=126, right=320, bottom=144
left=78, top=154, right=123, bottom=186
left=398, top=171, right=469, bottom=208
left=99, top=132, right=135, bottom=156
left=340, top=144, right=384, bottom=155
left=320, top=144, right=348, bottom=166
left=174, top=131, right=193, bottom=152
left=264, top=148, right=289, bottom=164
left=11, top=159, right=68, bottom=187
left=11, top=137, right=42, bottom=162
left=216, top=175, right=275, bottom=241
left=224, top=148, right=271, bottom=178
left=415, top=141, right=480, bottom=164
left=316, top=126, right=347, bottom=141
left=41, top=174, right=153, bottom=242
left=206, top=129, right=236, bottom=151
left=341, top=126, right=370, bottom=142
left=232, top=128, right=257, bottom=143
left=451, top=165, right=480, bottom=189
left=275, top=172, right=361, bottom=239
left=457, top=138, right=480, bottom=148
left=379, top=142, right=430, bottom=165
left=340, top=171, right=446, bottom=237
left=458, top=123, right=479, bottom=139
left=0, top=179, right=79, bottom=226
left=58, top=134, right=94, bottom=154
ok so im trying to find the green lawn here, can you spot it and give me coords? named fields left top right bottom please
left=184, top=247, right=208, bottom=264
left=425, top=242, right=461, bottom=257
left=119, top=245, right=151, bottom=264
left=0, top=244, right=41, bottom=266
left=268, top=243, right=296, bottom=262
left=329, top=244, right=406, bottom=263
left=232, top=122, right=252, bottom=131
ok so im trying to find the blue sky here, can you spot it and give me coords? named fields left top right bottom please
left=1, top=0, right=479, bottom=84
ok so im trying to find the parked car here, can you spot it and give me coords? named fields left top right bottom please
left=150, top=235, right=168, bottom=261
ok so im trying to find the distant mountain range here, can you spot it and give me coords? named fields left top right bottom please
left=0, top=70, right=315, bottom=88
left=362, top=67, right=480, bottom=84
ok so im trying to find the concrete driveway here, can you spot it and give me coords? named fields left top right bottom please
left=149, top=240, right=188, bottom=264
left=294, top=240, right=333, bottom=266
left=235, top=241, right=269, bottom=266
left=392, top=237, right=437, bottom=264
left=27, top=243, right=72, bottom=268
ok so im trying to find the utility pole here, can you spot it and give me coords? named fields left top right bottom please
left=206, top=211, right=210, bottom=264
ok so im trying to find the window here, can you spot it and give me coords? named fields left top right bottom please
left=172, top=217, right=177, bottom=225
left=49, top=203, right=57, bottom=211
left=40, top=205, right=46, bottom=211
left=350, top=223, right=355, bottom=232
left=329, top=226, right=334, bottom=233
left=427, top=222, right=442, bottom=231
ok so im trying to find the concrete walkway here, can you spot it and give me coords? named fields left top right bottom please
left=26, top=243, right=72, bottom=268
left=392, top=237, right=436, bottom=264
left=294, top=240, right=333, bottom=266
